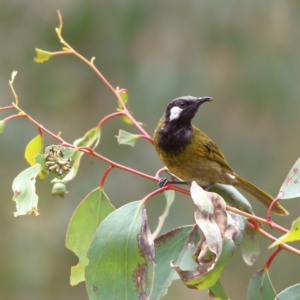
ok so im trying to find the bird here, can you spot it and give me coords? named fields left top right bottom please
left=153, top=95, right=288, bottom=216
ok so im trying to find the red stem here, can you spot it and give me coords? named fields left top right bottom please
left=228, top=206, right=288, bottom=234
left=38, top=126, right=43, bottom=137
left=142, top=186, right=170, bottom=204
left=155, top=167, right=168, bottom=179
left=63, top=144, right=158, bottom=182
left=0, top=105, right=15, bottom=111
left=100, top=165, right=114, bottom=188
left=97, top=111, right=124, bottom=128
left=113, top=89, right=152, bottom=141
left=266, top=197, right=281, bottom=223
left=66, top=50, right=152, bottom=141
left=96, top=112, right=153, bottom=143
left=4, top=114, right=26, bottom=122
left=6, top=111, right=65, bottom=143
left=247, top=222, right=300, bottom=256
left=264, top=247, right=282, bottom=269
left=135, top=134, right=154, bottom=143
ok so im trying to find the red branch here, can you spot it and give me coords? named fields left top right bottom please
left=264, top=247, right=282, bottom=269
left=0, top=105, right=15, bottom=111
left=142, top=186, right=170, bottom=204
left=97, top=111, right=124, bottom=128
left=227, top=206, right=288, bottom=234
left=100, top=165, right=114, bottom=188
left=247, top=222, right=300, bottom=256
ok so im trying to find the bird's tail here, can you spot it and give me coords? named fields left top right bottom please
left=235, top=174, right=288, bottom=216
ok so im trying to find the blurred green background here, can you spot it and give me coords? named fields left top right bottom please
left=1, top=1, right=300, bottom=299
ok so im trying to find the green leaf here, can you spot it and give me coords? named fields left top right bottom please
left=34, top=48, right=54, bottom=63
left=61, top=152, right=82, bottom=183
left=241, top=226, right=260, bottom=265
left=210, top=183, right=254, bottom=214
left=209, top=279, right=228, bottom=300
left=119, top=89, right=129, bottom=106
left=152, top=226, right=199, bottom=300
left=117, top=89, right=133, bottom=124
left=63, top=127, right=101, bottom=183
left=12, top=164, right=42, bottom=217
left=66, top=187, right=115, bottom=286
left=73, top=127, right=101, bottom=148
left=0, top=120, right=6, bottom=133
left=85, top=201, right=155, bottom=300
left=269, top=216, right=300, bottom=248
left=122, top=115, right=133, bottom=124
left=247, top=268, right=276, bottom=300
left=276, top=283, right=300, bottom=300
left=34, top=153, right=49, bottom=179
left=116, top=129, right=139, bottom=147
left=24, top=135, right=44, bottom=166
left=277, top=158, right=300, bottom=200
left=35, top=153, right=47, bottom=167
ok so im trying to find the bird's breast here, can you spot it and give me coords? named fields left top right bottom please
left=154, top=120, right=228, bottom=187
left=155, top=142, right=224, bottom=187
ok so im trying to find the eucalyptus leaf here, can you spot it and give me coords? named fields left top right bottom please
left=276, top=283, right=300, bottom=300
left=63, top=127, right=100, bottom=183
left=209, top=279, right=228, bottom=300
left=210, top=183, right=254, bottom=214
left=12, top=164, right=42, bottom=216
left=85, top=201, right=155, bottom=300
left=152, top=190, right=175, bottom=239
left=116, top=129, right=139, bottom=147
left=34, top=48, right=53, bottom=62
left=241, top=226, right=260, bottom=266
left=24, top=134, right=44, bottom=166
left=0, top=120, right=5, bottom=133
left=152, top=226, right=199, bottom=300
left=247, top=267, right=276, bottom=300
left=269, top=216, right=300, bottom=248
left=66, top=187, right=115, bottom=285
left=277, top=158, right=300, bottom=200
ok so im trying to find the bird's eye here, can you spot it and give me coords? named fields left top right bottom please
left=178, top=101, right=186, bottom=109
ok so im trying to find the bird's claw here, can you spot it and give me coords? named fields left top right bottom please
left=159, top=177, right=169, bottom=188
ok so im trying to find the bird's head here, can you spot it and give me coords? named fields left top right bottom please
left=164, top=96, right=213, bottom=125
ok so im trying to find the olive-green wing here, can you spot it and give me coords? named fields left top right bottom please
left=193, top=126, right=234, bottom=173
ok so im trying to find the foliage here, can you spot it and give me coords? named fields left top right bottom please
left=1, top=12, right=300, bottom=300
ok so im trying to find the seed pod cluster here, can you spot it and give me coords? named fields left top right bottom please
left=44, top=145, right=72, bottom=176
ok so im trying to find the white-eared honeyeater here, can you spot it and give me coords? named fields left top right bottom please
left=153, top=96, right=288, bottom=215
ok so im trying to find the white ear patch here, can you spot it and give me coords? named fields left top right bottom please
left=169, top=106, right=183, bottom=121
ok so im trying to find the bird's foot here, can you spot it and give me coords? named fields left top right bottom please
left=158, top=177, right=189, bottom=188
left=159, top=177, right=169, bottom=188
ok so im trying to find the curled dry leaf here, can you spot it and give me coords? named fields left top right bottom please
left=190, top=182, right=227, bottom=260
left=171, top=182, right=247, bottom=290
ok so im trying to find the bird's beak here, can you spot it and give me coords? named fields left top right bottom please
left=179, top=96, right=213, bottom=122
left=197, top=96, right=213, bottom=106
